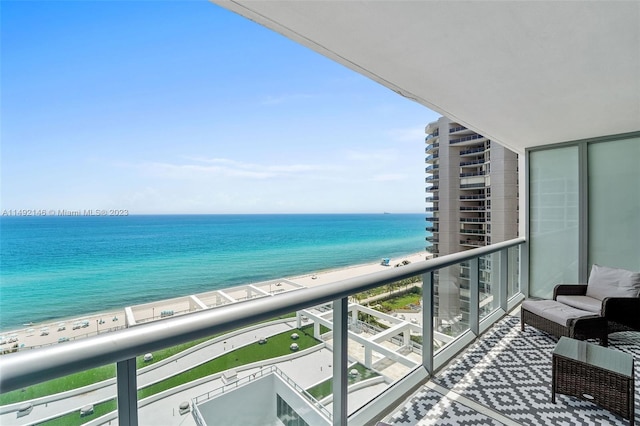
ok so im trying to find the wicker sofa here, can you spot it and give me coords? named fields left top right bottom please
left=522, top=264, right=640, bottom=346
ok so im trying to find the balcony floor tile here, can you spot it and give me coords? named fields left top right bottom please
left=385, top=315, right=640, bottom=425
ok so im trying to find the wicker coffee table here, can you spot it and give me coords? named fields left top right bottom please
left=552, top=337, right=635, bottom=425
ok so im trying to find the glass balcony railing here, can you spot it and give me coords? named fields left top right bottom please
left=460, top=183, right=486, bottom=189
left=448, top=125, right=468, bottom=133
left=424, top=154, right=439, bottom=162
left=460, top=217, right=486, bottom=223
left=450, top=134, right=486, bottom=144
left=459, top=147, right=485, bottom=156
left=425, top=143, right=439, bottom=153
left=0, top=239, right=524, bottom=426
left=459, top=194, right=486, bottom=200
left=460, top=171, right=485, bottom=178
left=459, top=159, right=484, bottom=167
left=459, top=228, right=486, bottom=235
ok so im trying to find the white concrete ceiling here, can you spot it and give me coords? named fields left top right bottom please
left=211, top=1, right=640, bottom=154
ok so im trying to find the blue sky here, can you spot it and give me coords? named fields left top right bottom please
left=1, top=1, right=438, bottom=214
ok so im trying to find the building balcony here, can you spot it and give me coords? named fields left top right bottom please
left=424, top=154, right=439, bottom=162
left=459, top=159, right=485, bottom=167
left=425, top=226, right=438, bottom=232
left=460, top=206, right=485, bottom=211
left=425, top=143, right=439, bottom=153
left=424, top=207, right=436, bottom=212
left=424, top=175, right=439, bottom=183
left=425, top=165, right=438, bottom=172
left=460, top=183, right=486, bottom=189
left=425, top=236, right=438, bottom=243
left=460, top=194, right=486, bottom=200
left=449, top=134, right=487, bottom=145
left=459, top=146, right=486, bottom=156
left=460, top=228, right=486, bottom=235
left=460, top=171, right=485, bottom=178
left=460, top=239, right=486, bottom=248
left=460, top=217, right=486, bottom=223
left=448, top=125, right=468, bottom=133
left=425, top=246, right=439, bottom=254
left=425, top=196, right=439, bottom=202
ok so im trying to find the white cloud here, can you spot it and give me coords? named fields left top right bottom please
left=130, top=156, right=339, bottom=181
left=388, top=126, right=426, bottom=143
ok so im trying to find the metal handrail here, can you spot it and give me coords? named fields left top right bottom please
left=0, top=238, right=525, bottom=393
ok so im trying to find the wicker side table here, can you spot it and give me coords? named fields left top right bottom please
left=552, top=337, right=635, bottom=425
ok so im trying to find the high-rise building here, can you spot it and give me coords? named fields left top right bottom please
left=425, top=116, right=519, bottom=332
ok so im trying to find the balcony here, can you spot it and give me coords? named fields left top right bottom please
left=459, top=159, right=485, bottom=167
left=424, top=175, right=439, bottom=183
left=0, top=239, right=529, bottom=426
left=424, top=196, right=439, bottom=202
left=424, top=154, right=439, bottom=162
left=460, top=228, right=486, bottom=235
left=459, top=206, right=485, bottom=211
left=460, top=183, right=486, bottom=189
left=448, top=125, right=468, bottom=133
left=425, top=143, right=439, bottom=153
left=460, top=239, right=486, bottom=248
left=449, top=134, right=487, bottom=145
left=460, top=217, right=486, bottom=223
left=460, top=171, right=485, bottom=178
left=459, top=147, right=486, bottom=156
left=460, top=194, right=486, bottom=200
left=424, top=165, right=438, bottom=173
left=381, top=311, right=640, bottom=425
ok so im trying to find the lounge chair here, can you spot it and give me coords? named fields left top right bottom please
left=522, top=264, right=640, bottom=346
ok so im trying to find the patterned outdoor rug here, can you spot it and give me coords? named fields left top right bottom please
left=387, top=315, right=640, bottom=425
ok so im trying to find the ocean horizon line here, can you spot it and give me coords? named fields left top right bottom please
left=1, top=212, right=425, bottom=218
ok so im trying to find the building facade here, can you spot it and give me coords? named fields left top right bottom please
left=425, top=116, right=519, bottom=333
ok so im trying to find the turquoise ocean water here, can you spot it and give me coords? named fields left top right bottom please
left=0, top=214, right=427, bottom=330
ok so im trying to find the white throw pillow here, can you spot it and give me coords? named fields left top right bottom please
left=585, top=264, right=640, bottom=300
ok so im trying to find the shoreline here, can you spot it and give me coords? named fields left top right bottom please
left=0, top=251, right=429, bottom=351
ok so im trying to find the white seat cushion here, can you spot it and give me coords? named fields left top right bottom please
left=555, top=295, right=601, bottom=313
left=585, top=264, right=640, bottom=301
left=522, top=299, right=596, bottom=326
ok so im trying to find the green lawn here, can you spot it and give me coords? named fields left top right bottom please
left=0, top=314, right=297, bottom=406
left=138, top=325, right=320, bottom=399
left=36, top=399, right=117, bottom=426
left=35, top=324, right=319, bottom=426
left=379, top=291, right=421, bottom=311
left=0, top=337, right=209, bottom=406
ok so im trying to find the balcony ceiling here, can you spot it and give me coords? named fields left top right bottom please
left=210, top=1, right=640, bottom=154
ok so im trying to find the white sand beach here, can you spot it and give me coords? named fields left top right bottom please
left=0, top=251, right=429, bottom=352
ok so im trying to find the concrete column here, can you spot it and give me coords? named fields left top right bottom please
left=364, top=346, right=372, bottom=368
